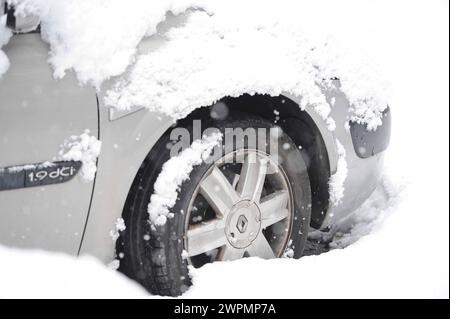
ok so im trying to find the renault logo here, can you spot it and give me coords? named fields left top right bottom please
left=237, top=215, right=248, bottom=233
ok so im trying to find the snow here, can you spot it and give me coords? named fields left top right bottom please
left=0, top=0, right=448, bottom=299
left=148, top=132, right=222, bottom=226
left=107, top=259, right=121, bottom=271
left=181, top=250, right=189, bottom=260
left=58, top=129, right=102, bottom=182
left=0, top=14, right=12, bottom=78
left=108, top=217, right=126, bottom=270
left=328, top=139, right=348, bottom=206
left=4, top=0, right=388, bottom=129
left=109, top=217, right=126, bottom=242
left=185, top=0, right=450, bottom=298
left=311, top=174, right=404, bottom=249
left=8, top=0, right=208, bottom=87
left=104, top=0, right=388, bottom=130
left=0, top=245, right=146, bottom=298
left=185, top=166, right=445, bottom=298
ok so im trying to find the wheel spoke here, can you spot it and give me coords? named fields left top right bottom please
left=237, top=153, right=268, bottom=203
left=187, top=219, right=227, bottom=257
left=259, top=190, right=289, bottom=229
left=200, top=167, right=239, bottom=218
left=220, top=245, right=245, bottom=261
left=261, top=208, right=289, bottom=229
left=247, top=235, right=275, bottom=259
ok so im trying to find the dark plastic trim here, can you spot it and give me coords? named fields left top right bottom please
left=0, top=161, right=82, bottom=191
left=350, top=107, right=391, bottom=158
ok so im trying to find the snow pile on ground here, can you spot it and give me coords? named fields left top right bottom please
left=148, top=132, right=222, bottom=226
left=186, top=170, right=446, bottom=298
left=58, top=129, right=102, bottom=182
left=104, top=0, right=388, bottom=130
left=324, top=175, right=404, bottom=249
left=307, top=172, right=405, bottom=252
left=8, top=0, right=208, bottom=87
left=0, top=245, right=146, bottom=298
left=328, top=139, right=348, bottom=206
left=0, top=14, right=12, bottom=78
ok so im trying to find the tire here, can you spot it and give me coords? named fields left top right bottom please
left=118, top=113, right=311, bottom=296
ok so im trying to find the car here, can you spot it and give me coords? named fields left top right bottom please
left=0, top=3, right=390, bottom=296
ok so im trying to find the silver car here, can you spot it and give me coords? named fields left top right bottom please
left=0, top=6, right=390, bottom=296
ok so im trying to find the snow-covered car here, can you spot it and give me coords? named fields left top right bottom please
left=0, top=3, right=390, bottom=296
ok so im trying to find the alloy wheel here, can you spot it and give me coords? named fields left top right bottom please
left=185, top=149, right=294, bottom=267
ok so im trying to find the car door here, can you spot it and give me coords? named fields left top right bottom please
left=0, top=32, right=98, bottom=255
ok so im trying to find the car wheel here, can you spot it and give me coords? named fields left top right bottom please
left=118, top=114, right=312, bottom=296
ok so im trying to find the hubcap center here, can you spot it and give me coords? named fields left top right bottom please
left=236, top=215, right=248, bottom=233
left=225, top=200, right=261, bottom=249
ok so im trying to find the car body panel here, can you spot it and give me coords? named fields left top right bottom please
left=322, top=87, right=385, bottom=227
left=79, top=105, right=173, bottom=260
left=0, top=34, right=98, bottom=254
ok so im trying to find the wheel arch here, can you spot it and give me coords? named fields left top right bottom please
left=129, top=93, right=335, bottom=229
